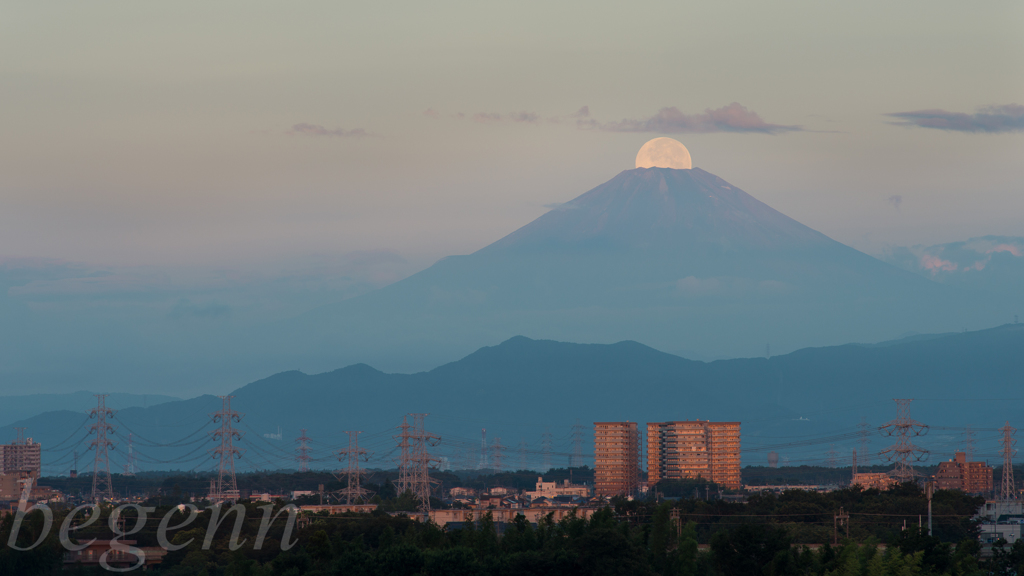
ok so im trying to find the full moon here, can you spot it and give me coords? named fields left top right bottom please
left=635, top=137, right=692, bottom=170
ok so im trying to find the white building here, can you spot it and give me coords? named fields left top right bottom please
left=524, top=477, right=590, bottom=500
left=977, top=501, right=1024, bottom=544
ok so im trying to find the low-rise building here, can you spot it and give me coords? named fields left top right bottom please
left=977, top=501, right=1024, bottom=545
left=851, top=473, right=896, bottom=491
left=64, top=540, right=166, bottom=570
left=300, top=504, right=377, bottom=514
left=524, top=477, right=591, bottom=500
left=427, top=507, right=600, bottom=526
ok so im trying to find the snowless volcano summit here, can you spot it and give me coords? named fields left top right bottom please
left=484, top=167, right=834, bottom=253
left=287, top=164, right=962, bottom=368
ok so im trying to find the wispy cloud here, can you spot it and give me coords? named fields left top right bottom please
left=886, top=104, right=1024, bottom=133
left=427, top=103, right=799, bottom=134
left=887, top=195, right=903, bottom=209
left=425, top=109, right=542, bottom=124
left=289, top=123, right=369, bottom=137
left=599, top=103, right=801, bottom=134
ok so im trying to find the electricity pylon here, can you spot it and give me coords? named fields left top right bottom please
left=879, top=399, right=928, bottom=483
left=491, top=437, right=505, bottom=472
left=336, top=431, right=372, bottom=504
left=541, top=428, right=553, bottom=472
left=209, top=395, right=244, bottom=501
left=88, top=395, right=116, bottom=502
left=857, top=418, right=872, bottom=466
left=1000, top=422, right=1017, bottom=500
left=296, top=429, right=312, bottom=473
left=409, top=414, right=440, bottom=512
left=394, top=416, right=414, bottom=496
left=570, top=420, right=584, bottom=467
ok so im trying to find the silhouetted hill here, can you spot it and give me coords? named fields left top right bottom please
left=0, top=391, right=181, bottom=431
left=14, top=323, right=1023, bottom=475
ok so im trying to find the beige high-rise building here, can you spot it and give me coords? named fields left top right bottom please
left=935, top=452, right=993, bottom=494
left=647, top=421, right=741, bottom=489
left=0, top=440, right=41, bottom=477
left=0, top=438, right=42, bottom=500
left=594, top=422, right=641, bottom=497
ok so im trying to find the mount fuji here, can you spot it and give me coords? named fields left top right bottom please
left=276, top=166, right=985, bottom=370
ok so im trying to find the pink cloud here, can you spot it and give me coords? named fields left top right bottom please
left=986, top=243, right=1022, bottom=257
left=919, top=254, right=957, bottom=274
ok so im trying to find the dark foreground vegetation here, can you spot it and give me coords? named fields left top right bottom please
left=4, top=482, right=1021, bottom=575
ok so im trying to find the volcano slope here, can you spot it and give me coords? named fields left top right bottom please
left=278, top=166, right=987, bottom=369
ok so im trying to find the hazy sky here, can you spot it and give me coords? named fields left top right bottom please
left=2, top=0, right=1023, bottom=272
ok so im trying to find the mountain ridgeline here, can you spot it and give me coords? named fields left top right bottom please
left=14, top=323, right=1024, bottom=473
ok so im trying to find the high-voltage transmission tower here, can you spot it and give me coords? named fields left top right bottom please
left=478, top=428, right=488, bottom=470
left=541, top=428, right=553, bottom=472
left=209, top=395, right=244, bottom=501
left=394, top=416, right=414, bottom=495
left=852, top=449, right=858, bottom=476
left=857, top=418, right=872, bottom=466
left=826, top=444, right=838, bottom=468
left=999, top=422, right=1017, bottom=500
left=337, top=431, right=372, bottom=504
left=410, top=414, right=441, bottom=511
left=962, top=426, right=976, bottom=462
left=295, top=429, right=312, bottom=473
left=124, top=433, right=138, bottom=477
left=518, top=438, right=528, bottom=471
left=88, top=394, right=116, bottom=502
left=879, top=399, right=928, bottom=483
left=491, top=437, right=505, bottom=472
left=570, top=420, right=584, bottom=468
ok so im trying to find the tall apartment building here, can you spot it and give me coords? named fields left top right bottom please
left=935, top=452, right=993, bottom=494
left=0, top=439, right=41, bottom=477
left=647, top=421, right=741, bottom=489
left=0, top=437, right=42, bottom=501
left=594, top=422, right=641, bottom=497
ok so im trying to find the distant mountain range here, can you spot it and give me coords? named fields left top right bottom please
left=1, top=165, right=1020, bottom=395
left=0, top=392, right=179, bottom=433
left=14, top=323, right=1024, bottom=476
